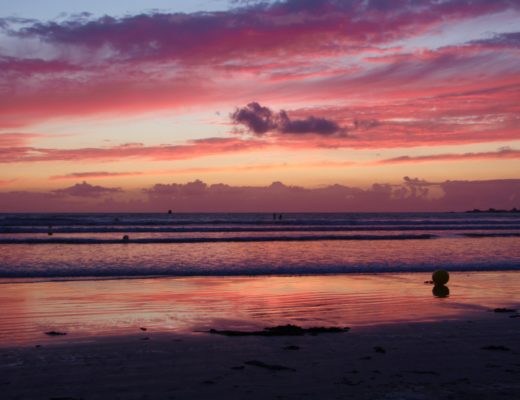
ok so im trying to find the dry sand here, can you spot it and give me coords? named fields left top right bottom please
left=1, top=311, right=519, bottom=400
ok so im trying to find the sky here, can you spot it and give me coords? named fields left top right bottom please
left=0, top=0, right=519, bottom=212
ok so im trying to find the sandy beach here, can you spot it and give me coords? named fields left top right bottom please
left=1, top=272, right=519, bottom=399
left=1, top=315, right=519, bottom=399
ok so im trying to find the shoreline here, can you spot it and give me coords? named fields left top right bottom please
left=2, top=266, right=520, bottom=284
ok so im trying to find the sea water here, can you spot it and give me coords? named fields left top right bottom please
left=1, top=212, right=518, bottom=279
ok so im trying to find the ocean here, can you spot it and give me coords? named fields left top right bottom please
left=0, top=212, right=519, bottom=279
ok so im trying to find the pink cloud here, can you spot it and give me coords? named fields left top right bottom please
left=0, top=68, right=226, bottom=128
left=304, top=47, right=520, bottom=103
left=0, top=133, right=43, bottom=146
left=0, top=137, right=268, bottom=163
left=1, top=74, right=518, bottom=164
left=0, top=57, right=79, bottom=75
left=2, top=45, right=516, bottom=149
left=272, top=81, right=520, bottom=148
left=1, top=128, right=519, bottom=165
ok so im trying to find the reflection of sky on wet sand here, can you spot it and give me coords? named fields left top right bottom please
left=1, top=272, right=519, bottom=346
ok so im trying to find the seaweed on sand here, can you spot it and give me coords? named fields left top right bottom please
left=207, top=324, right=350, bottom=336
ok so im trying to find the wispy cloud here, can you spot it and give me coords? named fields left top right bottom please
left=379, top=148, right=520, bottom=164
left=0, top=137, right=268, bottom=163
left=0, top=133, right=44, bottom=146
left=9, top=1, right=515, bottom=63
left=50, top=171, right=144, bottom=180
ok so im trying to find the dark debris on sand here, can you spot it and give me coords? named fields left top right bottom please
left=493, top=308, right=517, bottom=313
left=48, top=397, right=84, bottom=400
left=244, top=360, right=295, bottom=371
left=481, top=345, right=511, bottom=351
left=207, top=324, right=350, bottom=337
left=335, top=377, right=363, bottom=386
left=409, top=370, right=440, bottom=376
left=44, top=331, right=67, bottom=336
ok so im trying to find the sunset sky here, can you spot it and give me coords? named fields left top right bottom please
left=0, top=0, right=519, bottom=211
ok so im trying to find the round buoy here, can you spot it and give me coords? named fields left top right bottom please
left=432, top=269, right=449, bottom=285
left=122, top=235, right=130, bottom=242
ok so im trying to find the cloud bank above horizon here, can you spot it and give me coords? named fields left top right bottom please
left=1, top=178, right=518, bottom=212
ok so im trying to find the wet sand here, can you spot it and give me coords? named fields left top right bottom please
left=2, top=272, right=520, bottom=346
left=1, top=315, right=519, bottom=399
left=1, top=272, right=519, bottom=399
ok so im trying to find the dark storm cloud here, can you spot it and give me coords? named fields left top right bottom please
left=231, top=102, right=276, bottom=134
left=231, top=102, right=345, bottom=136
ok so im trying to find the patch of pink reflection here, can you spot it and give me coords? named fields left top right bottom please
left=1, top=272, right=519, bottom=346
